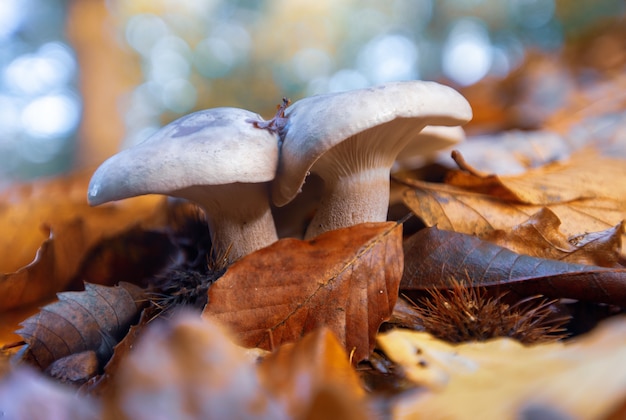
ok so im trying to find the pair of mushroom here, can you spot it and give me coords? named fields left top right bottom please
left=88, top=81, right=472, bottom=264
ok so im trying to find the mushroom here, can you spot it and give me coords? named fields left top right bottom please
left=88, top=107, right=279, bottom=264
left=393, top=125, right=466, bottom=172
left=271, top=81, right=472, bottom=239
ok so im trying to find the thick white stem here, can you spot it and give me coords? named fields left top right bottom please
left=207, top=204, right=277, bottom=263
left=177, top=183, right=278, bottom=264
left=304, top=168, right=390, bottom=239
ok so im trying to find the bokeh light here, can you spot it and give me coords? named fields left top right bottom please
left=442, top=19, right=492, bottom=86
left=0, top=0, right=623, bottom=183
left=21, top=93, right=81, bottom=138
left=0, top=0, right=80, bottom=184
left=357, top=34, right=419, bottom=84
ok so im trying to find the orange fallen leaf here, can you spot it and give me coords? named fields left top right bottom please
left=258, top=328, right=366, bottom=419
left=483, top=207, right=624, bottom=267
left=446, top=150, right=626, bottom=205
left=0, top=169, right=169, bottom=311
left=104, top=312, right=286, bottom=419
left=402, top=180, right=626, bottom=261
left=203, top=222, right=403, bottom=362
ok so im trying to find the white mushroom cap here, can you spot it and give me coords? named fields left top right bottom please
left=272, top=81, right=472, bottom=238
left=394, top=125, right=466, bottom=171
left=88, top=107, right=279, bottom=263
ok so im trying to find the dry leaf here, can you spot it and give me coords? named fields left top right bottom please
left=18, top=282, right=146, bottom=370
left=0, top=220, right=86, bottom=312
left=446, top=150, right=626, bottom=205
left=79, top=309, right=152, bottom=397
left=402, top=180, right=626, bottom=261
left=104, top=312, right=287, bottom=420
left=484, top=207, right=624, bottom=267
left=258, top=328, right=367, bottom=419
left=203, top=222, right=403, bottom=362
left=401, top=226, right=626, bottom=306
left=378, top=316, right=626, bottom=419
left=0, top=169, right=169, bottom=311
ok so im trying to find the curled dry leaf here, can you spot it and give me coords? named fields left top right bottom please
left=79, top=309, right=153, bottom=397
left=401, top=226, right=626, bottom=306
left=484, top=208, right=624, bottom=268
left=104, top=312, right=287, bottom=420
left=446, top=150, right=626, bottom=205
left=203, top=222, right=403, bottom=363
left=0, top=220, right=85, bottom=312
left=0, top=169, right=169, bottom=311
left=258, top=328, right=367, bottom=419
left=402, top=179, right=626, bottom=262
left=378, top=316, right=626, bottom=419
left=18, top=282, right=146, bottom=370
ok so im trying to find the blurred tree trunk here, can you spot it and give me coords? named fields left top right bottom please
left=66, top=0, right=138, bottom=168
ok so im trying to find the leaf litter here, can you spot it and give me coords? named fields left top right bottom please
left=2, top=39, right=626, bottom=419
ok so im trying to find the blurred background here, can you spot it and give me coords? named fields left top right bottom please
left=0, top=0, right=623, bottom=186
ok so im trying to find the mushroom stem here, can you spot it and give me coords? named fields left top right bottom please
left=177, top=183, right=278, bottom=263
left=304, top=168, right=390, bottom=239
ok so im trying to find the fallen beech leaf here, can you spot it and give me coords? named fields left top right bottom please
left=401, top=226, right=626, bottom=306
left=0, top=220, right=85, bottom=312
left=378, top=316, right=626, bottom=419
left=446, top=150, right=626, bottom=205
left=104, top=312, right=287, bottom=420
left=80, top=309, right=152, bottom=397
left=0, top=169, right=169, bottom=311
left=204, top=222, right=403, bottom=363
left=258, top=328, right=366, bottom=419
left=18, top=282, right=146, bottom=370
left=484, top=208, right=624, bottom=267
left=402, top=180, right=626, bottom=260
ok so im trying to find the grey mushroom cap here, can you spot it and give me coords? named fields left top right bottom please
left=272, top=80, right=473, bottom=207
left=87, top=106, right=280, bottom=263
left=88, top=107, right=278, bottom=206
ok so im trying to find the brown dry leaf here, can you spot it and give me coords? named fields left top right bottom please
left=18, top=282, right=147, bottom=370
left=378, top=316, right=626, bottom=419
left=104, top=312, right=287, bottom=420
left=79, top=309, right=151, bottom=397
left=258, top=328, right=368, bottom=419
left=484, top=207, right=624, bottom=267
left=0, top=169, right=169, bottom=311
left=402, top=180, right=626, bottom=261
left=203, top=222, right=403, bottom=363
left=401, top=226, right=626, bottom=306
left=446, top=150, right=626, bottom=205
